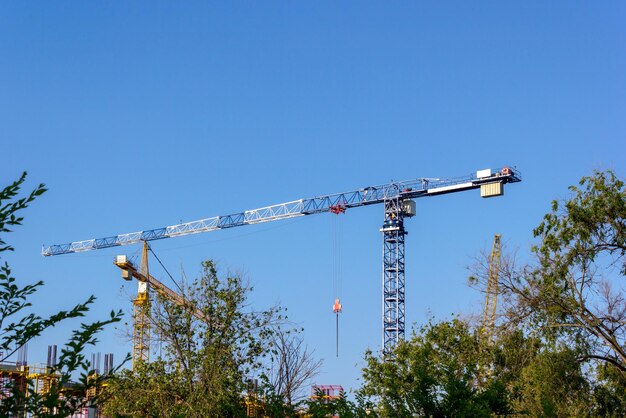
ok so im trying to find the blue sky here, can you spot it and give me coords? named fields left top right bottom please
left=1, top=2, right=624, bottom=392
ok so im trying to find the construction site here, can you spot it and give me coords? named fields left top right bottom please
left=2, top=167, right=521, bottom=416
left=2, top=2, right=624, bottom=417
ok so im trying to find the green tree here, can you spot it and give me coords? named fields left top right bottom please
left=592, top=361, right=626, bottom=417
left=305, top=389, right=373, bottom=418
left=492, top=170, right=626, bottom=372
left=0, top=172, right=124, bottom=417
left=100, top=359, right=187, bottom=417
left=531, top=170, right=626, bottom=370
left=103, top=261, right=283, bottom=418
left=478, top=325, right=593, bottom=417
left=515, top=346, right=591, bottom=417
left=466, top=169, right=626, bottom=416
left=358, top=319, right=510, bottom=418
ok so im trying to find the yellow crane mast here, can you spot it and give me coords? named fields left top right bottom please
left=114, top=242, right=206, bottom=369
left=133, top=243, right=150, bottom=366
left=481, top=234, right=501, bottom=344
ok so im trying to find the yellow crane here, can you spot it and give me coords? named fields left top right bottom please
left=481, top=234, right=501, bottom=344
left=114, top=242, right=206, bottom=368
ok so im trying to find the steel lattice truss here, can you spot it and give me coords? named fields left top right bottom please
left=42, top=168, right=521, bottom=256
left=382, top=197, right=406, bottom=356
left=481, top=234, right=502, bottom=344
left=42, top=167, right=521, bottom=355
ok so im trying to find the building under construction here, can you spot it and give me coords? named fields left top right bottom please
left=0, top=345, right=113, bottom=418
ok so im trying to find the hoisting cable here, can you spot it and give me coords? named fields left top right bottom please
left=146, top=243, right=186, bottom=358
left=147, top=244, right=184, bottom=295
left=330, top=203, right=345, bottom=357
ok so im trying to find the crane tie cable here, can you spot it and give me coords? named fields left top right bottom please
left=147, top=244, right=185, bottom=295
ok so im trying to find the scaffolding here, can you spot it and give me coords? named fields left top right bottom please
left=0, top=346, right=111, bottom=418
left=310, top=384, right=344, bottom=401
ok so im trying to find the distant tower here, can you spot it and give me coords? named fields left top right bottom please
left=481, top=234, right=502, bottom=343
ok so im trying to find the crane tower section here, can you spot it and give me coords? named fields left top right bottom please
left=380, top=195, right=415, bottom=355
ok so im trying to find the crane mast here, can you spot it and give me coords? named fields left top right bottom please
left=481, top=234, right=502, bottom=344
left=133, top=243, right=150, bottom=366
left=44, top=167, right=521, bottom=356
left=380, top=195, right=413, bottom=355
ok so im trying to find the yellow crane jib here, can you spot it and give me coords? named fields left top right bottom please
left=114, top=247, right=208, bottom=369
left=113, top=255, right=207, bottom=322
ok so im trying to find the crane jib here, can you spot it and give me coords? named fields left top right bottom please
left=42, top=167, right=521, bottom=256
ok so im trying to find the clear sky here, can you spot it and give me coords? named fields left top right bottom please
left=1, top=2, right=624, bottom=393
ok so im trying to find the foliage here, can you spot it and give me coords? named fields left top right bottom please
left=464, top=169, right=626, bottom=416
left=535, top=170, right=626, bottom=275
left=304, top=389, right=373, bottom=418
left=0, top=172, right=124, bottom=417
left=358, top=319, right=509, bottom=418
left=485, top=170, right=626, bottom=373
left=100, top=360, right=188, bottom=417
left=592, top=362, right=626, bottom=417
left=356, top=320, right=601, bottom=418
left=103, top=260, right=283, bottom=418
left=514, top=346, right=591, bottom=417
left=530, top=170, right=626, bottom=370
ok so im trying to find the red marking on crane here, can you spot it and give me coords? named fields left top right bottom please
left=329, top=204, right=346, bottom=215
